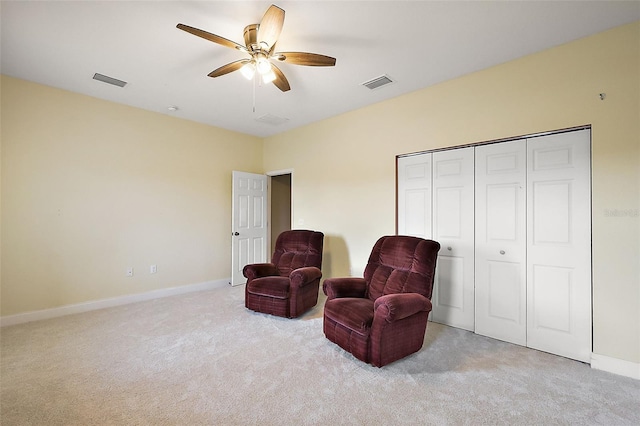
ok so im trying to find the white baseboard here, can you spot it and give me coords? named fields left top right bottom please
left=0, top=278, right=230, bottom=327
left=591, top=353, right=640, bottom=380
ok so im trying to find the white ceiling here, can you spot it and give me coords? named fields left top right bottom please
left=2, top=1, right=639, bottom=138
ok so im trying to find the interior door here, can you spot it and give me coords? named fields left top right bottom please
left=526, top=129, right=592, bottom=362
left=397, top=153, right=432, bottom=238
left=431, top=147, right=475, bottom=331
left=475, top=140, right=527, bottom=345
left=231, top=171, right=268, bottom=286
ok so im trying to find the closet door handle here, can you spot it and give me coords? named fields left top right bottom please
left=500, top=250, right=505, bottom=255
left=447, top=246, right=452, bottom=251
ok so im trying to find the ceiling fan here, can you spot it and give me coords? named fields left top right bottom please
left=177, top=4, right=336, bottom=92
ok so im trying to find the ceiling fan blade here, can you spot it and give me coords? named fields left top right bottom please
left=257, top=5, right=285, bottom=50
left=177, top=23, right=247, bottom=52
left=271, top=63, right=290, bottom=92
left=275, top=52, right=336, bottom=66
left=208, top=60, right=250, bottom=78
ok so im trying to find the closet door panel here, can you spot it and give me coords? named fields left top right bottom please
left=475, top=140, right=527, bottom=345
left=434, top=256, right=465, bottom=309
left=397, top=154, right=432, bottom=239
left=431, top=147, right=475, bottom=331
left=527, top=129, right=592, bottom=363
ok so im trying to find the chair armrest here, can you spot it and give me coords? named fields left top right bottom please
left=290, top=267, right=322, bottom=288
left=243, top=263, right=278, bottom=281
left=374, top=293, right=432, bottom=323
left=323, top=277, right=367, bottom=300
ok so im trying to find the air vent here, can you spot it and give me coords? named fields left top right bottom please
left=93, top=73, right=127, bottom=88
left=362, top=74, right=394, bottom=90
left=255, top=113, right=289, bottom=126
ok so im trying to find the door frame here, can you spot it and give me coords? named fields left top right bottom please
left=267, top=169, right=294, bottom=258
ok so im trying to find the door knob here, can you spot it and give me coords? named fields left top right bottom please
left=500, top=250, right=505, bottom=255
left=233, top=232, right=239, bottom=236
left=447, top=246, right=452, bottom=251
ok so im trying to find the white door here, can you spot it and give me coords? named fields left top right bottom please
left=526, top=130, right=592, bottom=362
left=231, top=171, right=268, bottom=286
left=397, top=153, right=432, bottom=238
left=475, top=140, right=527, bottom=345
left=431, top=147, right=475, bottom=331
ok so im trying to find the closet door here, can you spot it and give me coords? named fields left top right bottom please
left=431, top=147, right=475, bottom=331
left=527, top=129, right=591, bottom=363
left=397, top=154, right=432, bottom=239
left=475, top=140, right=527, bottom=345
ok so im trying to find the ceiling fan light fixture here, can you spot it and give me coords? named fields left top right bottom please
left=262, top=69, right=277, bottom=84
left=240, top=62, right=256, bottom=80
left=256, top=55, right=272, bottom=75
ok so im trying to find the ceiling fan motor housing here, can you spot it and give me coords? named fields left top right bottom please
left=243, top=24, right=259, bottom=50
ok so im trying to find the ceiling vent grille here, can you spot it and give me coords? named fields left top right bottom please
left=362, top=74, right=394, bottom=90
left=93, top=73, right=127, bottom=88
left=255, top=113, right=289, bottom=126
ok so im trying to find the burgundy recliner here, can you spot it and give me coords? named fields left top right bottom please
left=244, top=230, right=324, bottom=318
left=323, top=235, right=440, bottom=367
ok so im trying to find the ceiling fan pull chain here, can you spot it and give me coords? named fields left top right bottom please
left=252, top=73, right=256, bottom=113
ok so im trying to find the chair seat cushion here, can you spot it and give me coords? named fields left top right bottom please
left=246, top=276, right=290, bottom=299
left=323, top=298, right=374, bottom=336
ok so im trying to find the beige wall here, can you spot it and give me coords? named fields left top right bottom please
left=1, top=75, right=263, bottom=315
left=263, top=22, right=640, bottom=364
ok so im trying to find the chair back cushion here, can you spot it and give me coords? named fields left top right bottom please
left=272, top=230, right=324, bottom=276
left=364, top=236, right=440, bottom=301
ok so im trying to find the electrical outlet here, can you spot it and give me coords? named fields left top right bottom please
left=150, top=265, right=157, bottom=274
left=126, top=267, right=133, bottom=277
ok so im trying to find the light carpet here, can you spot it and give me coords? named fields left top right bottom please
left=1, top=285, right=639, bottom=425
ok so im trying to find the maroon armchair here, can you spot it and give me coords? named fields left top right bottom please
left=244, top=230, right=324, bottom=318
left=323, top=235, right=440, bottom=367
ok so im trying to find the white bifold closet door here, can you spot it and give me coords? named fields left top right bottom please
left=526, top=130, right=592, bottom=363
left=475, top=140, right=527, bottom=346
left=475, top=130, right=592, bottom=362
left=397, top=149, right=475, bottom=331
left=397, top=128, right=591, bottom=362
left=430, top=148, right=475, bottom=332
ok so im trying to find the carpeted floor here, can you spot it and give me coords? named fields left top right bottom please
left=1, top=284, right=639, bottom=425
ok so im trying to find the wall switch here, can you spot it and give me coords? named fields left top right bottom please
left=126, top=267, right=134, bottom=277
left=150, top=265, right=157, bottom=274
